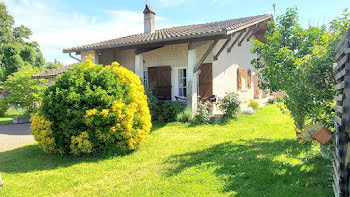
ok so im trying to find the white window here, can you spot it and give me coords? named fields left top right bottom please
left=143, top=70, right=148, bottom=88
left=178, top=68, right=187, bottom=97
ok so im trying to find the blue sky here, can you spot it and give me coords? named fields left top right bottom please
left=3, top=0, right=349, bottom=64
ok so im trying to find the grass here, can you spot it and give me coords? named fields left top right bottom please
left=0, top=107, right=28, bottom=125
left=0, top=105, right=332, bottom=196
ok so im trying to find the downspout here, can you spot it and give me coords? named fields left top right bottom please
left=69, top=52, right=81, bottom=62
left=36, top=79, right=49, bottom=87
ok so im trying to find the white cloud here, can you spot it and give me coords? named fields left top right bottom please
left=157, top=0, right=185, bottom=7
left=3, top=0, right=169, bottom=64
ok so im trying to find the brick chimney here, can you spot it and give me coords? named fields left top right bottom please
left=143, top=5, right=155, bottom=34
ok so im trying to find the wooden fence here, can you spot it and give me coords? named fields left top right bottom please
left=334, top=28, right=350, bottom=197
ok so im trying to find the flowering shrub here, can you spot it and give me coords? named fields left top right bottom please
left=217, top=92, right=241, bottom=123
left=31, top=56, right=151, bottom=155
left=248, top=100, right=259, bottom=111
left=192, top=101, right=213, bottom=125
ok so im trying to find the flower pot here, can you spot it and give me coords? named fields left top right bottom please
left=312, top=126, right=332, bottom=144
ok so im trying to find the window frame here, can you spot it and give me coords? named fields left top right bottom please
left=177, top=68, right=187, bottom=98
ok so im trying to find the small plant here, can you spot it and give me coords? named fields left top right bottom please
left=217, top=92, right=241, bottom=123
left=160, top=103, right=183, bottom=122
left=320, top=143, right=334, bottom=161
left=176, top=108, right=192, bottom=123
left=192, top=101, right=213, bottom=125
left=248, top=100, right=260, bottom=111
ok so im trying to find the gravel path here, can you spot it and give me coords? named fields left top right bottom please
left=0, top=123, right=34, bottom=152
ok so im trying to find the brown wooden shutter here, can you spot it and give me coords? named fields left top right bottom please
left=247, top=69, right=252, bottom=89
left=237, top=68, right=242, bottom=91
left=199, top=63, right=213, bottom=101
left=148, top=66, right=172, bottom=100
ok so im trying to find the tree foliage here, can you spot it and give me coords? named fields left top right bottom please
left=0, top=2, right=45, bottom=81
left=251, top=8, right=350, bottom=131
left=3, top=65, right=46, bottom=114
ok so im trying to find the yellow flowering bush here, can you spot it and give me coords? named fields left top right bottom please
left=31, top=57, right=151, bottom=155
left=30, top=114, right=57, bottom=153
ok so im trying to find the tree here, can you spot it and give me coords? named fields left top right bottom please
left=43, top=60, right=64, bottom=70
left=0, top=2, right=45, bottom=81
left=251, top=8, right=350, bottom=139
left=3, top=65, right=46, bottom=114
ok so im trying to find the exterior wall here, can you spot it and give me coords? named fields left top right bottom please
left=212, top=35, right=258, bottom=113
left=82, top=49, right=136, bottom=71
left=81, top=50, right=98, bottom=64
left=114, top=50, right=136, bottom=71
left=79, top=36, right=260, bottom=113
left=48, top=78, right=56, bottom=86
left=142, top=43, right=212, bottom=101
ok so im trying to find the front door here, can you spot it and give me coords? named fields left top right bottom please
left=199, top=63, right=213, bottom=101
left=148, top=66, right=172, bottom=100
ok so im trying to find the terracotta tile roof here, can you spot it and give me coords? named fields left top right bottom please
left=63, top=14, right=272, bottom=53
left=32, top=64, right=74, bottom=79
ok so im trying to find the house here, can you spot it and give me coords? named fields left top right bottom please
left=33, top=5, right=272, bottom=114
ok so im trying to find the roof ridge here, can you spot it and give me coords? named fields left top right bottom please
left=63, top=14, right=272, bottom=53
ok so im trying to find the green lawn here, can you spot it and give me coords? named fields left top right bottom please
left=0, top=107, right=28, bottom=125
left=0, top=117, right=13, bottom=125
left=0, top=105, right=332, bottom=196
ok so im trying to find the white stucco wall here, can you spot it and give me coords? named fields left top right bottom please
left=81, top=50, right=99, bottom=64
left=211, top=35, right=258, bottom=113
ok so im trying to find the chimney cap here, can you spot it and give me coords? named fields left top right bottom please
left=143, top=5, right=155, bottom=14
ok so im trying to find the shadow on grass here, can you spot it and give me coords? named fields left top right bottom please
left=0, top=122, right=167, bottom=174
left=164, top=138, right=331, bottom=196
left=0, top=144, right=105, bottom=174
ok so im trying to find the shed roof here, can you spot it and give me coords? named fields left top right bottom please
left=63, top=14, right=272, bottom=53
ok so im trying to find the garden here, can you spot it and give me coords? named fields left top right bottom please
left=0, top=105, right=332, bottom=196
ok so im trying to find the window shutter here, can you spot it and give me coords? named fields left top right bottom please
left=247, top=69, right=252, bottom=89
left=237, top=68, right=242, bottom=90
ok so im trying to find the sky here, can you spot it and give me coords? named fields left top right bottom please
left=2, top=0, right=349, bottom=64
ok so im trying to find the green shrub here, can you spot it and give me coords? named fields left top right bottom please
left=160, top=102, right=183, bottom=122
left=31, top=58, right=152, bottom=155
left=248, top=100, right=260, bottom=111
left=0, top=100, right=9, bottom=117
left=176, top=108, right=192, bottom=123
left=192, top=102, right=213, bottom=125
left=217, top=92, right=241, bottom=123
left=145, top=84, right=160, bottom=121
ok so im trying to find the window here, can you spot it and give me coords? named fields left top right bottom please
left=143, top=70, right=148, bottom=88
left=178, top=68, right=187, bottom=97
left=237, top=68, right=251, bottom=91
left=247, top=69, right=252, bottom=89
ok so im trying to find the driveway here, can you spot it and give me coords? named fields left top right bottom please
left=0, top=123, right=34, bottom=152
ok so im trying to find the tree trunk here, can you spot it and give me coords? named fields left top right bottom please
left=294, top=112, right=305, bottom=142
